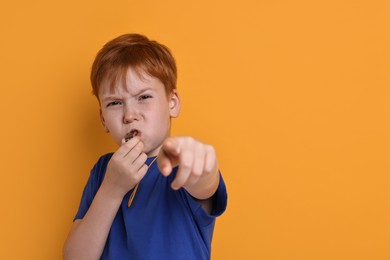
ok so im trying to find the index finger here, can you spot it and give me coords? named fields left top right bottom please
left=161, top=137, right=180, bottom=157
left=157, top=138, right=180, bottom=176
left=115, top=136, right=142, bottom=158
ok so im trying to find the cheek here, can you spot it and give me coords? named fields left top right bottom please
left=152, top=108, right=170, bottom=124
left=103, top=112, right=123, bottom=130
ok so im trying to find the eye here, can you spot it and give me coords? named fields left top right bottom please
left=106, top=101, right=122, bottom=107
left=138, top=95, right=152, bottom=101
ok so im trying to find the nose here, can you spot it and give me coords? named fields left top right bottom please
left=123, top=105, right=140, bottom=124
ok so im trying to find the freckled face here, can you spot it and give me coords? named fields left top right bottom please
left=98, top=68, right=180, bottom=156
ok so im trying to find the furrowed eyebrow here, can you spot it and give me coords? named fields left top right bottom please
left=133, top=88, right=154, bottom=96
left=100, top=87, right=155, bottom=102
left=101, top=95, right=121, bottom=102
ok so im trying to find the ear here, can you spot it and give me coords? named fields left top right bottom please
left=169, top=89, right=181, bottom=118
left=99, top=108, right=110, bottom=133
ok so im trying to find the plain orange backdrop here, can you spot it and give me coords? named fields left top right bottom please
left=0, top=0, right=389, bottom=259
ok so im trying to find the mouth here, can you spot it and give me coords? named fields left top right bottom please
left=125, top=129, right=140, bottom=142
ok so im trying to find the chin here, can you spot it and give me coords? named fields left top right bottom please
left=146, top=145, right=161, bottom=157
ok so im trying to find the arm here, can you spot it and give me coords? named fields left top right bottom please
left=157, top=137, right=221, bottom=213
left=63, top=137, right=148, bottom=260
left=63, top=184, right=123, bottom=260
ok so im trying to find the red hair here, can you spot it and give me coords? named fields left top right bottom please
left=90, top=34, right=177, bottom=99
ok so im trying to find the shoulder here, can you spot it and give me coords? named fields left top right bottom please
left=92, top=153, right=113, bottom=170
left=97, top=152, right=113, bottom=164
left=89, top=153, right=114, bottom=181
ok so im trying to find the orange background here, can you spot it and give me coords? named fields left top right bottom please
left=0, top=0, right=389, bottom=259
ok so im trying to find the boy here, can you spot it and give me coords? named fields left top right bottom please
left=63, top=34, right=227, bottom=260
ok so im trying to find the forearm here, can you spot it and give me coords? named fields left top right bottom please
left=185, top=168, right=220, bottom=200
left=63, top=183, right=123, bottom=260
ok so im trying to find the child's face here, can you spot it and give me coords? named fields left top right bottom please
left=98, top=68, right=180, bottom=156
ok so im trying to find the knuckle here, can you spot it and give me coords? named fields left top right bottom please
left=185, top=136, right=195, bottom=144
left=192, top=169, right=202, bottom=177
left=140, top=153, right=147, bottom=162
left=111, top=155, right=120, bottom=162
left=204, top=160, right=214, bottom=173
left=206, top=144, right=215, bottom=154
left=181, top=162, right=192, bottom=171
left=133, top=145, right=143, bottom=154
left=196, top=142, right=204, bottom=150
left=139, top=164, right=148, bottom=175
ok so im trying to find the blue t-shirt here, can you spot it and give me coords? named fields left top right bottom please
left=75, top=153, right=228, bottom=260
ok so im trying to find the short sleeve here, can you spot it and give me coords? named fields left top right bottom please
left=183, top=172, right=228, bottom=227
left=73, top=153, right=113, bottom=221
